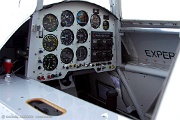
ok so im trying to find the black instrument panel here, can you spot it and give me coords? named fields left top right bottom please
left=27, top=1, right=117, bottom=81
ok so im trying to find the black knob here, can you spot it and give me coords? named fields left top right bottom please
left=59, top=73, right=62, bottom=76
left=39, top=50, right=43, bottom=53
left=38, top=66, right=41, bottom=70
left=51, top=74, right=55, bottom=78
left=97, top=68, right=101, bottom=71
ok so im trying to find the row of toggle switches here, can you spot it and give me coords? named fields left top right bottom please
left=62, top=63, right=95, bottom=69
left=62, top=62, right=115, bottom=71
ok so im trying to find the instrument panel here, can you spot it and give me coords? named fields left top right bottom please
left=27, top=1, right=117, bottom=81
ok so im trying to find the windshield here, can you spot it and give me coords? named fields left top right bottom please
left=0, top=0, right=37, bottom=50
left=121, top=0, right=180, bottom=21
left=43, top=0, right=110, bottom=11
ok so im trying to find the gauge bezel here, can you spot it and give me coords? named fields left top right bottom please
left=43, top=34, right=58, bottom=52
left=60, top=29, right=74, bottom=46
left=90, top=14, right=101, bottom=29
left=103, top=20, right=109, bottom=30
left=60, top=48, right=74, bottom=64
left=76, top=28, right=88, bottom=43
left=76, top=10, right=89, bottom=26
left=43, top=14, right=59, bottom=32
left=43, top=54, right=58, bottom=71
left=61, top=10, right=74, bottom=27
left=76, top=46, right=88, bottom=61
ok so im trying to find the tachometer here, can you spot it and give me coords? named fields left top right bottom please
left=43, top=34, right=58, bottom=52
left=60, top=29, right=74, bottom=45
left=77, top=10, right=88, bottom=26
left=90, top=14, right=101, bottom=29
left=76, top=46, right=88, bottom=61
left=60, top=48, right=74, bottom=64
left=76, top=29, right=88, bottom=43
left=43, top=14, right=58, bottom=32
left=43, top=54, right=58, bottom=71
left=61, top=10, right=74, bottom=27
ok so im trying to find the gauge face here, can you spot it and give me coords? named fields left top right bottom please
left=76, top=46, right=88, bottom=61
left=43, top=54, right=58, bottom=71
left=103, top=20, right=109, bottom=30
left=60, top=48, right=74, bottom=64
left=60, top=29, right=74, bottom=45
left=77, top=10, right=88, bottom=26
left=43, top=34, right=58, bottom=52
left=61, top=10, right=74, bottom=27
left=76, top=29, right=88, bottom=43
left=43, top=14, right=58, bottom=32
left=90, top=14, right=101, bottom=29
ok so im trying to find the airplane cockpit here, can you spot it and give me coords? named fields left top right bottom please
left=27, top=1, right=117, bottom=81
left=0, top=0, right=180, bottom=120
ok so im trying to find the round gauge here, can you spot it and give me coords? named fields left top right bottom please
left=90, top=14, right=101, bottom=29
left=76, top=29, right=88, bottom=43
left=60, top=48, right=74, bottom=64
left=43, top=14, right=58, bottom=32
left=76, top=10, right=89, bottom=26
left=103, top=21, right=109, bottom=30
left=61, top=10, right=74, bottom=27
left=43, top=54, right=58, bottom=71
left=76, top=46, right=88, bottom=61
left=43, top=34, right=58, bottom=52
left=60, top=29, right=74, bottom=45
